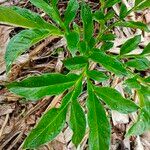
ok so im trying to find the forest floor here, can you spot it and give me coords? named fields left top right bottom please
left=0, top=0, right=150, bottom=150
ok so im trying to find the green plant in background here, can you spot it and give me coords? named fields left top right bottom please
left=0, top=0, right=150, bottom=149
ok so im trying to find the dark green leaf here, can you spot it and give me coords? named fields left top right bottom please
left=70, top=80, right=86, bottom=146
left=23, top=92, right=72, bottom=149
left=141, top=42, right=150, bottom=55
left=120, top=35, right=141, bottom=55
left=126, top=87, right=150, bottom=136
left=65, top=31, right=80, bottom=55
left=64, top=56, right=88, bottom=70
left=29, top=0, right=62, bottom=25
left=95, top=86, right=139, bottom=114
left=87, top=81, right=110, bottom=150
left=78, top=41, right=87, bottom=54
left=105, top=0, right=121, bottom=8
left=0, top=6, right=53, bottom=29
left=90, top=50, right=127, bottom=76
left=7, top=73, right=79, bottom=100
left=135, top=0, right=142, bottom=6
left=100, top=33, right=116, bottom=41
left=144, top=77, right=150, bottom=83
left=87, top=70, right=109, bottom=82
left=93, top=10, right=105, bottom=21
left=101, top=42, right=114, bottom=51
left=5, top=29, right=52, bottom=72
left=81, top=2, right=93, bottom=42
left=119, top=3, right=128, bottom=19
left=126, top=57, right=150, bottom=71
left=64, top=0, right=79, bottom=27
left=43, top=0, right=50, bottom=4
left=116, top=21, right=150, bottom=32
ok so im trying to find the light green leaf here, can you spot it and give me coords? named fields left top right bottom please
left=29, top=0, right=62, bottom=25
left=141, top=42, right=150, bottom=55
left=23, top=92, right=72, bottom=149
left=5, top=29, right=54, bottom=72
left=64, top=56, right=88, bottom=70
left=7, top=73, right=79, bottom=100
left=87, top=70, right=109, bottom=82
left=119, top=3, right=128, bottom=19
left=65, top=31, right=80, bottom=55
left=87, top=81, right=110, bottom=150
left=90, top=50, right=127, bottom=76
left=64, top=0, right=79, bottom=27
left=126, top=87, right=150, bottom=136
left=95, top=86, right=139, bottom=114
left=124, top=76, right=141, bottom=89
left=105, top=0, right=121, bottom=8
left=120, top=35, right=141, bottom=55
left=81, top=2, right=93, bottom=43
left=135, top=0, right=150, bottom=10
left=126, top=57, right=150, bottom=71
left=0, top=6, right=53, bottom=29
left=116, top=21, right=150, bottom=32
left=70, top=80, right=86, bottom=146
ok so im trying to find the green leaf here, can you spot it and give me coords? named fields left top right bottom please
left=90, top=50, right=127, bottom=76
left=87, top=70, right=109, bottom=82
left=23, top=92, right=72, bottom=149
left=65, top=31, right=80, bottom=55
left=135, top=0, right=150, bottom=10
left=64, top=0, right=79, bottom=27
left=120, top=35, right=141, bottom=55
left=87, top=81, right=110, bottom=150
left=78, top=41, right=87, bottom=54
left=64, top=56, right=88, bottom=70
left=43, top=0, right=50, bottom=4
left=101, top=42, right=114, bottom=51
left=93, top=10, right=105, bottom=21
left=81, top=2, right=93, bottom=43
left=95, top=86, right=139, bottom=114
left=5, top=29, right=52, bottom=72
left=119, top=3, right=128, bottom=19
left=135, top=0, right=142, bottom=6
left=105, top=0, right=121, bottom=8
left=116, top=21, right=150, bottom=32
left=144, top=76, right=150, bottom=83
left=124, top=76, right=141, bottom=89
left=126, top=57, right=150, bottom=71
left=7, top=73, right=79, bottom=100
left=104, top=10, right=115, bottom=21
left=29, top=0, right=62, bottom=25
left=70, top=80, right=86, bottom=146
left=126, top=87, right=150, bottom=136
left=0, top=6, right=53, bottom=29
left=141, top=42, right=150, bottom=55
left=100, top=33, right=116, bottom=41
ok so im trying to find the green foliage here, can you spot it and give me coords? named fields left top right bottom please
left=2, top=0, right=150, bottom=149
left=120, top=35, right=141, bottom=55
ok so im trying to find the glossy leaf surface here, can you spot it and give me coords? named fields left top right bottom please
left=90, top=51, right=127, bottom=76
left=23, top=92, right=72, bottom=149
left=70, top=80, right=86, bottom=146
left=5, top=29, right=51, bottom=72
left=120, top=35, right=141, bottom=55
left=95, top=87, right=139, bottom=114
left=87, top=82, right=110, bottom=150
left=7, top=73, right=79, bottom=100
left=64, top=56, right=88, bottom=70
